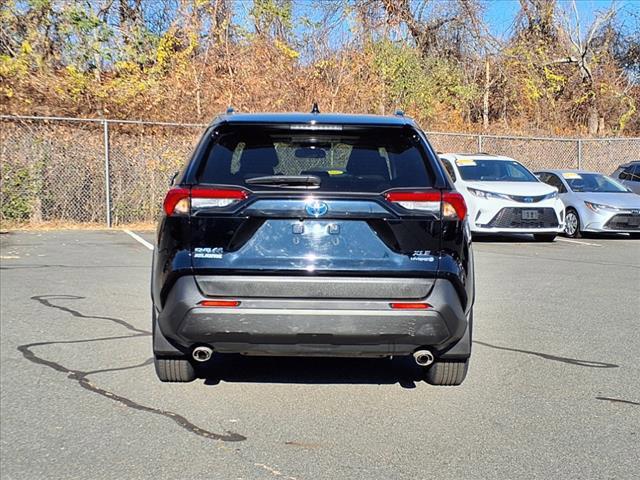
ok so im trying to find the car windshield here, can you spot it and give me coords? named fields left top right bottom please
left=456, top=159, right=538, bottom=182
left=564, top=173, right=629, bottom=193
left=198, top=124, right=435, bottom=192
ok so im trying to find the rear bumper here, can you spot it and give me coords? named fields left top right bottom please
left=155, top=276, right=471, bottom=358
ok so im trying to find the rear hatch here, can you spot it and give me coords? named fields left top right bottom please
left=165, top=123, right=465, bottom=298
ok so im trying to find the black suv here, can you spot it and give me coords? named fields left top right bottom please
left=151, top=112, right=474, bottom=385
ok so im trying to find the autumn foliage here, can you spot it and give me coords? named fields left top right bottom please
left=1, top=0, right=639, bottom=136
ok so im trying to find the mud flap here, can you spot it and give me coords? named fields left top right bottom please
left=153, top=308, right=185, bottom=356
left=439, top=310, right=473, bottom=360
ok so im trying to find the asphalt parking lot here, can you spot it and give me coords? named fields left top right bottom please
left=0, top=230, right=638, bottom=479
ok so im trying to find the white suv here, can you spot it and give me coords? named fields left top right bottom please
left=439, top=153, right=565, bottom=241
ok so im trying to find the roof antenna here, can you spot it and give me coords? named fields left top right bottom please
left=310, top=102, right=320, bottom=114
left=226, top=106, right=235, bottom=114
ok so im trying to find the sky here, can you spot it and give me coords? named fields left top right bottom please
left=234, top=0, right=639, bottom=48
left=315, top=0, right=633, bottom=36
left=484, top=0, right=638, bottom=38
left=229, top=0, right=639, bottom=59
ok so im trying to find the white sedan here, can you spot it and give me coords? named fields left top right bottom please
left=439, top=154, right=565, bottom=241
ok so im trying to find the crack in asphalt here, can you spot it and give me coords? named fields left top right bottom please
left=474, top=340, right=619, bottom=368
left=18, top=294, right=246, bottom=442
left=595, top=397, right=640, bottom=406
left=32, top=294, right=150, bottom=335
left=16, top=294, right=623, bottom=446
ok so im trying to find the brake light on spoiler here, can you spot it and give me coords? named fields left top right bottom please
left=163, top=187, right=248, bottom=216
left=384, top=191, right=467, bottom=220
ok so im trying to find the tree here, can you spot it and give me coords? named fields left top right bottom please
left=0, top=0, right=637, bottom=135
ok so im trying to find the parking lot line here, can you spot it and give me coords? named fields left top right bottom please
left=556, top=238, right=602, bottom=247
left=123, top=229, right=154, bottom=250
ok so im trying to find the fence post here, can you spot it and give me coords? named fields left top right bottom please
left=477, top=134, right=483, bottom=152
left=103, top=120, right=112, bottom=227
left=576, top=139, right=582, bottom=170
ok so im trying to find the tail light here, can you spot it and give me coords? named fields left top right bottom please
left=163, top=188, right=190, bottom=215
left=384, top=191, right=467, bottom=220
left=390, top=302, right=432, bottom=310
left=442, top=192, right=467, bottom=220
left=163, top=187, right=248, bottom=216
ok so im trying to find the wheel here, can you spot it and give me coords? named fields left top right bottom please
left=154, top=356, right=196, bottom=382
left=564, top=208, right=582, bottom=238
left=424, top=358, right=469, bottom=386
left=533, top=233, right=556, bottom=242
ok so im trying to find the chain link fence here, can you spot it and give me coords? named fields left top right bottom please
left=1, top=116, right=203, bottom=226
left=107, top=123, right=202, bottom=225
left=2, top=115, right=640, bottom=226
left=426, top=132, right=640, bottom=172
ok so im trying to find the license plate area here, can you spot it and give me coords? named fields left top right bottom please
left=522, top=210, right=539, bottom=220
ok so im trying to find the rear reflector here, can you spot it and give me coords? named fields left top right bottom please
left=163, top=187, right=248, bottom=216
left=385, top=190, right=467, bottom=220
left=198, top=300, right=241, bottom=307
left=389, top=302, right=432, bottom=310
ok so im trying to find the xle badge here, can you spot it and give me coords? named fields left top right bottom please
left=411, top=251, right=435, bottom=262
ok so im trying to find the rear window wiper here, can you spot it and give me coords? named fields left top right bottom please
left=245, top=175, right=321, bottom=188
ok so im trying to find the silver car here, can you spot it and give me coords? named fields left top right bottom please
left=611, top=161, right=640, bottom=194
left=535, top=169, right=640, bottom=238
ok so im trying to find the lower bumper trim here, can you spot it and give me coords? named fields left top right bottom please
left=178, top=309, right=450, bottom=355
left=157, top=276, right=469, bottom=357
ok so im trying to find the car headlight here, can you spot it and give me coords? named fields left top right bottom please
left=544, top=191, right=558, bottom=200
left=467, top=188, right=509, bottom=200
left=584, top=201, right=618, bottom=213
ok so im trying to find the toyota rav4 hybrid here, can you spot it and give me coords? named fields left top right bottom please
left=151, top=112, right=474, bottom=386
left=439, top=154, right=565, bottom=241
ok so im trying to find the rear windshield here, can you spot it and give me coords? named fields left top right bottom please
left=197, top=124, right=435, bottom=192
left=456, top=159, right=538, bottom=182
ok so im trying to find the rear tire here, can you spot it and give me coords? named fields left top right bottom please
left=564, top=209, right=582, bottom=238
left=533, top=233, right=556, bottom=242
left=424, top=358, right=469, bottom=386
left=154, top=356, right=196, bottom=382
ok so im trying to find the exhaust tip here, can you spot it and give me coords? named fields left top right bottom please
left=192, top=346, right=213, bottom=362
left=413, top=349, right=435, bottom=367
